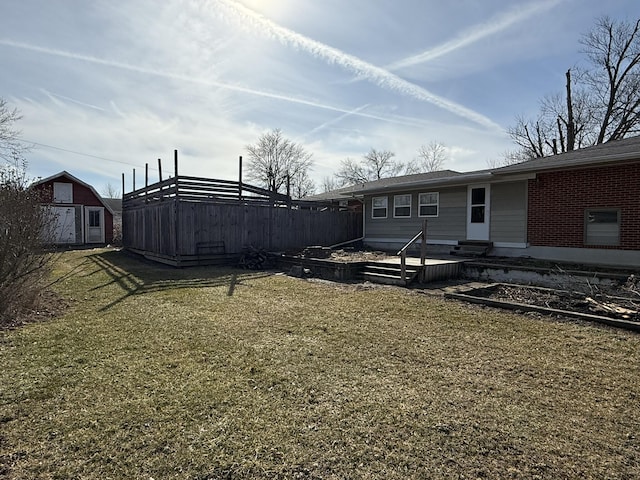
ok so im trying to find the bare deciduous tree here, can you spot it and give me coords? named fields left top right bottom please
left=321, top=176, right=341, bottom=193
left=289, top=168, right=316, bottom=199
left=102, top=182, right=121, bottom=199
left=245, top=129, right=314, bottom=198
left=582, top=16, right=640, bottom=143
left=510, top=16, right=640, bottom=158
left=336, top=148, right=406, bottom=185
left=0, top=98, right=26, bottom=164
left=415, top=141, right=448, bottom=172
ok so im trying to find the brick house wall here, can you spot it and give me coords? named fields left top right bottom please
left=35, top=178, right=114, bottom=244
left=527, top=161, right=640, bottom=249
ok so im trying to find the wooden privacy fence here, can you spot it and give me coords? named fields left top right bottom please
left=122, top=175, right=362, bottom=266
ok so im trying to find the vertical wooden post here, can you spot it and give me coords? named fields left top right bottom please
left=121, top=173, right=125, bottom=198
left=420, top=219, right=427, bottom=266
left=144, top=163, right=149, bottom=203
left=238, top=155, right=243, bottom=200
left=158, top=158, right=162, bottom=182
left=173, top=149, right=180, bottom=264
left=133, top=168, right=136, bottom=191
left=400, top=250, right=407, bottom=283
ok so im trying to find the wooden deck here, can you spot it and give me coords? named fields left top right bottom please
left=374, top=256, right=469, bottom=267
left=365, top=256, right=470, bottom=284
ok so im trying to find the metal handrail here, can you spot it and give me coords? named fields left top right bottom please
left=396, top=230, right=424, bottom=256
left=396, top=220, right=428, bottom=283
left=329, top=236, right=365, bottom=249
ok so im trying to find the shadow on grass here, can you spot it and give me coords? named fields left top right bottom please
left=85, top=250, right=273, bottom=311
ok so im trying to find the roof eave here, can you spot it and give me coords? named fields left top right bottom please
left=350, top=172, right=494, bottom=195
left=492, top=150, right=640, bottom=175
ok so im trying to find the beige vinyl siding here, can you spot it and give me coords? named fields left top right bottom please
left=490, top=181, right=527, bottom=243
left=365, top=187, right=466, bottom=241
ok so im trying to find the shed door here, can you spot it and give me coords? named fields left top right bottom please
left=85, top=207, right=105, bottom=243
left=467, top=185, right=490, bottom=241
left=51, top=206, right=76, bottom=243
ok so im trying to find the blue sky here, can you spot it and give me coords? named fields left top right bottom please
left=1, top=0, right=638, bottom=195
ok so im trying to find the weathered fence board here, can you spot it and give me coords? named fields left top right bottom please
left=123, top=175, right=361, bottom=266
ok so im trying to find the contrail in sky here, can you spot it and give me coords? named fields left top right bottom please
left=0, top=38, right=420, bottom=128
left=303, top=104, right=372, bottom=137
left=41, top=89, right=106, bottom=111
left=387, top=0, right=565, bottom=71
left=212, top=0, right=503, bottom=131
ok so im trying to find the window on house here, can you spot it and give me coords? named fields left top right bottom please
left=585, top=209, right=620, bottom=246
left=418, top=192, right=439, bottom=217
left=470, top=187, right=486, bottom=223
left=372, top=196, right=388, bottom=218
left=394, top=194, right=412, bottom=218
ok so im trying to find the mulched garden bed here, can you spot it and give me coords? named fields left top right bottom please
left=446, top=282, right=640, bottom=332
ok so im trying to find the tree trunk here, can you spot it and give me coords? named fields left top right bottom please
left=565, top=69, right=576, bottom=151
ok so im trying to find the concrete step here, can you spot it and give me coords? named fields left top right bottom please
left=457, top=240, right=494, bottom=247
left=450, top=241, right=493, bottom=257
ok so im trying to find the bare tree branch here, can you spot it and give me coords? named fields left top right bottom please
left=335, top=149, right=404, bottom=186
left=245, top=129, right=314, bottom=198
left=415, top=141, right=448, bottom=172
left=0, top=98, right=27, bottom=164
left=509, top=16, right=640, bottom=159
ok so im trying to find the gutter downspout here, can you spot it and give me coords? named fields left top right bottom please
left=358, top=195, right=365, bottom=247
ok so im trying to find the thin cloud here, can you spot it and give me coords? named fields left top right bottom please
left=303, top=104, right=372, bottom=137
left=0, top=38, right=426, bottom=129
left=387, top=0, right=565, bottom=71
left=211, top=0, right=503, bottom=131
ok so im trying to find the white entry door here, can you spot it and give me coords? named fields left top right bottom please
left=85, top=207, right=105, bottom=243
left=467, top=185, right=490, bottom=241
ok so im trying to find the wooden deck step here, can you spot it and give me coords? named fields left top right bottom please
left=363, top=262, right=420, bottom=286
left=363, top=271, right=411, bottom=286
left=365, top=264, right=420, bottom=275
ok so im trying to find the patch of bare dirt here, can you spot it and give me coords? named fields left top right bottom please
left=1, top=289, right=70, bottom=331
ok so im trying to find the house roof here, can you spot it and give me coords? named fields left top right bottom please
left=102, top=198, right=122, bottom=215
left=31, top=170, right=115, bottom=215
left=309, top=170, right=470, bottom=199
left=305, top=184, right=362, bottom=202
left=492, top=134, right=640, bottom=175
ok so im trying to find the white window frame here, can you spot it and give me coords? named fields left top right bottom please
left=418, top=192, right=439, bottom=217
left=371, top=196, right=388, bottom=219
left=393, top=194, right=412, bottom=218
left=53, top=182, right=73, bottom=204
left=584, top=209, right=620, bottom=246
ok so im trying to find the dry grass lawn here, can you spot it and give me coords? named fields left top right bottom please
left=1, top=248, right=639, bottom=479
